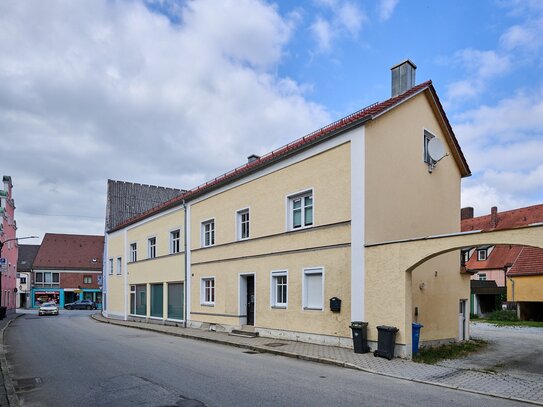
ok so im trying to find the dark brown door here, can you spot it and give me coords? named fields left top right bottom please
left=246, top=276, right=254, bottom=325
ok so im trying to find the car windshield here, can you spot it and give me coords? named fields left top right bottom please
left=42, top=303, right=56, bottom=307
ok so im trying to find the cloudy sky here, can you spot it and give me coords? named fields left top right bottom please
left=1, top=0, right=543, bottom=243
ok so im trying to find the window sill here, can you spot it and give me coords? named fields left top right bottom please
left=271, top=305, right=287, bottom=309
left=287, top=224, right=314, bottom=233
left=303, top=307, right=323, bottom=311
left=200, top=303, right=215, bottom=307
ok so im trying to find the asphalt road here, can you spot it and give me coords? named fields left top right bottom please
left=4, top=311, right=531, bottom=407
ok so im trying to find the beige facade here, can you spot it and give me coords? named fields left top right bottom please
left=104, top=68, right=491, bottom=358
left=508, top=274, right=543, bottom=302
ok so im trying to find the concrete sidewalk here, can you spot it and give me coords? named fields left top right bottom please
left=93, top=314, right=543, bottom=406
left=0, top=313, right=21, bottom=407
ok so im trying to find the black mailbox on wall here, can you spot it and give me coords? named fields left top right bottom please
left=329, top=297, right=341, bottom=312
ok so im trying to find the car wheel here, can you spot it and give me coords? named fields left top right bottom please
left=66, top=305, right=72, bottom=310
left=86, top=305, right=92, bottom=310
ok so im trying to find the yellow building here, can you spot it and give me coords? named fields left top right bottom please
left=104, top=61, right=472, bottom=357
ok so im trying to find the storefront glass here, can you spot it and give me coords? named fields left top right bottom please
left=34, top=291, right=60, bottom=307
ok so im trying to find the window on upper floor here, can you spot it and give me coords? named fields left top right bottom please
left=83, top=275, right=92, bottom=284
left=477, top=249, right=487, bottom=261
left=108, top=258, right=113, bottom=275
left=201, top=220, right=215, bottom=247
left=423, top=130, right=436, bottom=165
left=201, top=277, right=215, bottom=305
left=170, top=229, right=181, bottom=254
left=288, top=191, right=313, bottom=230
left=478, top=273, right=487, bottom=281
left=237, top=209, right=250, bottom=240
left=116, top=257, right=122, bottom=275
left=148, top=237, right=157, bottom=259
left=130, top=243, right=137, bottom=262
left=271, top=271, right=287, bottom=308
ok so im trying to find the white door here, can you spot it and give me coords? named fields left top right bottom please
left=458, top=300, right=466, bottom=340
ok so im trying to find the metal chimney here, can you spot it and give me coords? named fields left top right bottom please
left=391, top=60, right=417, bottom=97
left=247, top=154, right=260, bottom=163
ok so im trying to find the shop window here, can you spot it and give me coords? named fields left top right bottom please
left=167, top=283, right=184, bottom=320
left=130, top=284, right=147, bottom=316
left=150, top=284, right=163, bottom=318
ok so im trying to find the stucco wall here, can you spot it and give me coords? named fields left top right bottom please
left=508, top=274, right=543, bottom=302
left=189, top=143, right=353, bottom=337
left=364, top=91, right=467, bottom=346
left=106, top=233, right=125, bottom=316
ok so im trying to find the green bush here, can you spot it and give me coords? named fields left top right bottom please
left=470, top=314, right=479, bottom=319
left=487, top=310, right=518, bottom=321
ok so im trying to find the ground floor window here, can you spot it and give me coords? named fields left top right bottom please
left=150, top=284, right=163, bottom=318
left=303, top=268, right=324, bottom=310
left=167, top=282, right=184, bottom=320
left=130, top=285, right=147, bottom=316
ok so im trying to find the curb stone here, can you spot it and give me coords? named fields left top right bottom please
left=91, top=314, right=543, bottom=406
left=0, top=315, right=23, bottom=407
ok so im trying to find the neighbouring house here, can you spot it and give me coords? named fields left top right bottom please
left=462, top=204, right=543, bottom=320
left=16, top=244, right=40, bottom=308
left=0, top=176, right=18, bottom=313
left=32, top=233, right=104, bottom=308
left=104, top=60, right=472, bottom=357
left=103, top=180, right=185, bottom=314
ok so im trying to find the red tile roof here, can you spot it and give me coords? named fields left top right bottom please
left=462, top=204, right=543, bottom=232
left=465, top=245, right=523, bottom=271
left=508, top=247, right=543, bottom=276
left=33, top=233, right=104, bottom=271
left=110, top=80, right=471, bottom=232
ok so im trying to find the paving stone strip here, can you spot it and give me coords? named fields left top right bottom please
left=92, top=314, right=543, bottom=406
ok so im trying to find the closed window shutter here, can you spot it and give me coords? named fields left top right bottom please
left=306, top=273, right=322, bottom=309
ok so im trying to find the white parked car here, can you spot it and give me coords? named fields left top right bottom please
left=38, top=302, right=59, bottom=316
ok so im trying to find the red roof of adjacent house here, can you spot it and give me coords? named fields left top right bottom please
left=462, top=204, right=543, bottom=232
left=465, top=245, right=523, bottom=271
left=508, top=247, right=543, bottom=276
left=462, top=204, right=543, bottom=276
left=110, top=80, right=471, bottom=233
left=33, top=233, right=104, bottom=271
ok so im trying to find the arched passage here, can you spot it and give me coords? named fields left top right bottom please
left=363, top=224, right=543, bottom=358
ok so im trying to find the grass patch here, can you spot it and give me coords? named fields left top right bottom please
left=413, top=338, right=487, bottom=365
left=486, top=310, right=518, bottom=321
left=476, top=319, right=543, bottom=328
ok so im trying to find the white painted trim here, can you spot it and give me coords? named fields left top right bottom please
left=302, top=267, right=325, bottom=311
left=116, top=256, right=122, bottom=275
left=128, top=241, right=138, bottom=263
left=185, top=204, right=191, bottom=322
left=200, top=276, right=216, bottom=305
left=123, top=229, right=128, bottom=320
left=235, top=207, right=251, bottom=241
left=285, top=187, right=314, bottom=232
left=125, top=206, right=184, bottom=232
left=147, top=235, right=157, bottom=259
left=270, top=269, right=288, bottom=308
left=238, top=272, right=255, bottom=325
left=200, top=218, right=216, bottom=248
left=168, top=226, right=182, bottom=254
left=351, top=125, right=365, bottom=322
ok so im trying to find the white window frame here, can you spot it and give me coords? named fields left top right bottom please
left=148, top=236, right=157, bottom=259
left=236, top=208, right=250, bottom=240
left=478, top=273, right=487, bottom=281
left=201, top=219, right=215, bottom=248
left=201, top=277, right=215, bottom=305
left=477, top=249, right=487, bottom=261
left=116, top=257, right=122, bottom=275
left=83, top=275, right=93, bottom=284
left=270, top=270, right=288, bottom=308
left=108, top=258, right=113, bottom=275
left=423, top=129, right=436, bottom=165
left=286, top=189, right=314, bottom=231
left=302, top=267, right=324, bottom=311
left=130, top=242, right=137, bottom=263
left=170, top=228, right=181, bottom=254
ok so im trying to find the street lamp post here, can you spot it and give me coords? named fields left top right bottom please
left=0, top=236, right=39, bottom=317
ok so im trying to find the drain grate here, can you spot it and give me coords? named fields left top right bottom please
left=14, top=377, right=42, bottom=392
left=243, top=350, right=259, bottom=354
left=264, top=342, right=287, bottom=347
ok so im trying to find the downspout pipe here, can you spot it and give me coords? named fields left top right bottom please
left=183, top=199, right=188, bottom=328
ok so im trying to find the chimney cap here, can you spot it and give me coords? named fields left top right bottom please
left=390, top=59, right=417, bottom=71
left=247, top=154, right=260, bottom=163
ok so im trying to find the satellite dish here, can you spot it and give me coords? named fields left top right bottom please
left=428, top=137, right=446, bottom=162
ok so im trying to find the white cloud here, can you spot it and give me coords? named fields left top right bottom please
left=377, top=0, right=399, bottom=22
left=309, top=1, right=365, bottom=52
left=0, top=0, right=330, bottom=240
left=461, top=183, right=527, bottom=216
